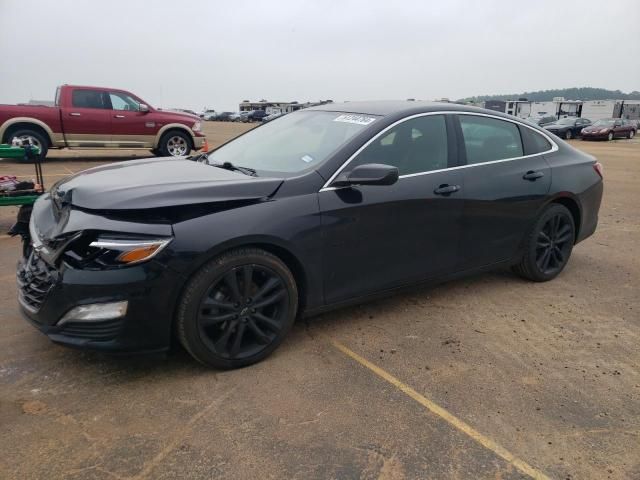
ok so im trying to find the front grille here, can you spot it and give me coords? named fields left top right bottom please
left=16, top=253, right=59, bottom=312
left=57, top=318, right=124, bottom=340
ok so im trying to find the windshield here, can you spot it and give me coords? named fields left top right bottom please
left=207, top=111, right=378, bottom=175
left=556, top=118, right=575, bottom=125
left=593, top=119, right=615, bottom=127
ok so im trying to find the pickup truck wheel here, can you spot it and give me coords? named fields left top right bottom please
left=159, top=131, right=192, bottom=157
left=9, top=129, right=48, bottom=160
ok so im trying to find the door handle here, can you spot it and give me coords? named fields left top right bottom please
left=523, top=170, right=544, bottom=181
left=69, top=112, right=81, bottom=116
left=114, top=114, right=125, bottom=118
left=433, top=184, right=460, bottom=195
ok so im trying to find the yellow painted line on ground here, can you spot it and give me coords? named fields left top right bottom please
left=331, top=339, right=551, bottom=480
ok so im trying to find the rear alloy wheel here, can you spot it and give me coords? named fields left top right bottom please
left=159, top=130, right=192, bottom=157
left=177, top=248, right=298, bottom=368
left=565, top=130, right=572, bottom=140
left=607, top=131, right=614, bottom=141
left=513, top=204, right=575, bottom=282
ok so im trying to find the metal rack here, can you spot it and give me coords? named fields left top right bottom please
left=0, top=144, right=44, bottom=207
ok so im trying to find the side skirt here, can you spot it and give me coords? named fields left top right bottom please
left=301, top=259, right=514, bottom=320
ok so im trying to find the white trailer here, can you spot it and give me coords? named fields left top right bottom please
left=530, top=101, right=557, bottom=118
left=580, top=100, right=619, bottom=121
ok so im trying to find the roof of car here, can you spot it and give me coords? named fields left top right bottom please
left=307, top=100, right=493, bottom=117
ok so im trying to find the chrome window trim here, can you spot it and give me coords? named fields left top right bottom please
left=319, top=111, right=558, bottom=192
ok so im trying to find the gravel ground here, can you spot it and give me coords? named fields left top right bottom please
left=0, top=123, right=638, bottom=480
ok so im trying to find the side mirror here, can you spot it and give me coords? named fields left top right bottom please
left=139, top=103, right=149, bottom=113
left=332, top=163, right=399, bottom=188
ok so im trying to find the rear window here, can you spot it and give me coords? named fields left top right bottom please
left=459, top=115, right=523, bottom=164
left=72, top=89, right=108, bottom=109
left=519, top=125, right=552, bottom=155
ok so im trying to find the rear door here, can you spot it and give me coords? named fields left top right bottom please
left=60, top=88, right=112, bottom=147
left=455, top=114, right=553, bottom=269
left=320, top=114, right=464, bottom=304
left=108, top=91, right=155, bottom=148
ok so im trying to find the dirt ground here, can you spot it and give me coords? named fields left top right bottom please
left=0, top=122, right=638, bottom=480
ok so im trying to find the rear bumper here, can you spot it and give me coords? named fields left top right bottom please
left=576, top=180, right=603, bottom=244
left=17, top=254, right=180, bottom=353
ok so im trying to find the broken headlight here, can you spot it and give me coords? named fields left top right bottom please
left=63, top=235, right=172, bottom=269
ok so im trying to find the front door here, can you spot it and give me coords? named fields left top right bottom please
left=108, top=91, right=156, bottom=148
left=60, top=88, right=111, bottom=147
left=455, top=114, right=552, bottom=269
left=320, top=114, right=464, bottom=304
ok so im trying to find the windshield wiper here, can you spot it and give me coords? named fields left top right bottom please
left=211, top=161, right=258, bottom=177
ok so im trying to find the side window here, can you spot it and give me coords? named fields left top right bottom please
left=519, top=125, right=552, bottom=155
left=350, top=115, right=448, bottom=176
left=459, top=115, right=523, bottom=164
left=71, top=89, right=108, bottom=109
left=109, top=92, right=141, bottom=111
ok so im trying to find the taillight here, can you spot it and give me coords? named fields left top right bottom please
left=593, top=162, right=603, bottom=179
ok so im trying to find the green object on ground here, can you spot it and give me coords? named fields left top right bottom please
left=0, top=195, right=40, bottom=206
left=0, top=144, right=41, bottom=159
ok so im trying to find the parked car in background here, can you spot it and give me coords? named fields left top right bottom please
left=240, top=111, right=254, bottom=123
left=19, top=102, right=603, bottom=368
left=526, top=115, right=557, bottom=127
left=262, top=112, right=285, bottom=122
left=172, top=108, right=199, bottom=117
left=544, top=117, right=592, bottom=140
left=216, top=112, right=234, bottom=122
left=0, top=85, right=205, bottom=159
left=228, top=112, right=244, bottom=122
left=202, top=110, right=218, bottom=121
left=250, top=110, right=268, bottom=122
left=581, top=118, right=637, bottom=141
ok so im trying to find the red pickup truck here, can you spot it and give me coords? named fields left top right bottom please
left=0, top=85, right=206, bottom=159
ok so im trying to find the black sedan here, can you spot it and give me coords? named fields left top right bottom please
left=19, top=102, right=603, bottom=368
left=544, top=117, right=592, bottom=140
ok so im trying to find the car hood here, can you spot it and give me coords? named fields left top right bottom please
left=52, top=157, right=284, bottom=210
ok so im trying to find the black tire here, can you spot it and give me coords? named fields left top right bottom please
left=7, top=128, right=48, bottom=161
left=158, top=130, right=192, bottom=157
left=565, top=130, right=572, bottom=140
left=176, top=248, right=298, bottom=369
left=512, top=204, right=575, bottom=282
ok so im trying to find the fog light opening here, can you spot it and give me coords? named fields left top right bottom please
left=58, top=301, right=128, bottom=325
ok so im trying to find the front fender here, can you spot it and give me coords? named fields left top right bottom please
left=154, top=123, right=197, bottom=148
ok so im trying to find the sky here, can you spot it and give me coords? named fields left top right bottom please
left=1, top=0, right=638, bottom=112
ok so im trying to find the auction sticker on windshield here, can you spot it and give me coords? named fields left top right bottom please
left=333, top=114, right=376, bottom=125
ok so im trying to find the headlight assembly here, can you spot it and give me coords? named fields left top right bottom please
left=63, top=235, right=172, bottom=269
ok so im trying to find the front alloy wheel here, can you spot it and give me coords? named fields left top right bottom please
left=177, top=248, right=298, bottom=368
left=607, top=132, right=614, bottom=141
left=159, top=130, right=192, bottom=157
left=513, top=204, right=575, bottom=282
left=565, top=130, right=572, bottom=140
